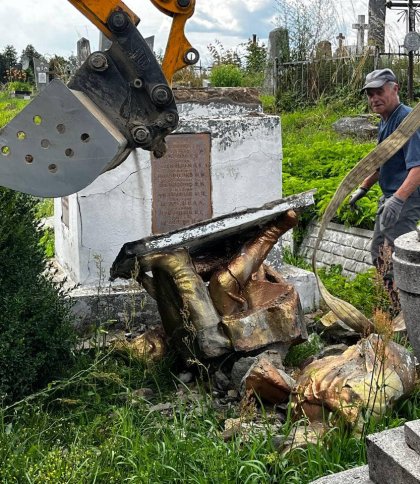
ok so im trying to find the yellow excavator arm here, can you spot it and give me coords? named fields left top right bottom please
left=67, top=0, right=198, bottom=83
left=0, top=0, right=198, bottom=197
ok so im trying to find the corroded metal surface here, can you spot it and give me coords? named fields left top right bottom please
left=151, top=133, right=212, bottom=234
left=244, top=357, right=296, bottom=404
left=294, top=334, right=417, bottom=424
left=113, top=328, right=167, bottom=362
left=222, top=287, right=306, bottom=353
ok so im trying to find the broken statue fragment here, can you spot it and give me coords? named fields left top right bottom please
left=111, top=193, right=316, bottom=360
left=293, top=333, right=416, bottom=425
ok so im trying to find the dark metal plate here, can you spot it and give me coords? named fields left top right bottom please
left=151, top=133, right=212, bottom=234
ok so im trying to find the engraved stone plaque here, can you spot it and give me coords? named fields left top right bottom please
left=152, top=133, right=212, bottom=234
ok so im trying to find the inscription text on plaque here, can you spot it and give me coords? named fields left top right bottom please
left=152, top=133, right=212, bottom=234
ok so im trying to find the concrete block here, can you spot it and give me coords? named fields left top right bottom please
left=405, top=420, right=420, bottom=456
left=280, top=263, right=320, bottom=313
left=367, top=426, right=420, bottom=484
left=70, top=283, right=160, bottom=333
left=310, top=465, right=372, bottom=483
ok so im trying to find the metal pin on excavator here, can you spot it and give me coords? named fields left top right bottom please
left=0, top=0, right=199, bottom=197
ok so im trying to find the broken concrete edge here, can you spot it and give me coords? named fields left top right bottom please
left=173, top=87, right=262, bottom=106
left=405, top=419, right=420, bottom=455
left=110, top=190, right=316, bottom=280
left=310, top=465, right=372, bottom=483
left=367, top=425, right=420, bottom=483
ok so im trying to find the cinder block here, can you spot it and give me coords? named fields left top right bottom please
left=367, top=426, right=420, bottom=484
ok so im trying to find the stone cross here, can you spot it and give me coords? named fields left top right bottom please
left=337, top=33, right=345, bottom=50
left=335, top=33, right=348, bottom=57
left=352, top=15, right=369, bottom=54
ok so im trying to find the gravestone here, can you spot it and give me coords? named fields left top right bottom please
left=334, top=33, right=349, bottom=57
left=368, top=0, right=386, bottom=52
left=33, top=57, right=49, bottom=91
left=54, top=88, right=283, bottom=286
left=77, top=37, right=91, bottom=67
left=315, top=41, right=332, bottom=59
left=264, top=28, right=290, bottom=94
left=352, top=15, right=369, bottom=54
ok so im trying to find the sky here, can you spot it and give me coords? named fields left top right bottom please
left=0, top=0, right=409, bottom=66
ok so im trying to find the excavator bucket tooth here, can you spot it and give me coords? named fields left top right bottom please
left=0, top=80, right=127, bottom=197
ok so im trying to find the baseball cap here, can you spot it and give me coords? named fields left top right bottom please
left=361, top=68, right=398, bottom=92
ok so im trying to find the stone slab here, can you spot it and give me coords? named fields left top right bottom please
left=405, top=420, right=420, bottom=456
left=310, top=465, right=372, bottom=483
left=367, top=426, right=420, bottom=484
left=280, top=263, right=320, bottom=313
left=110, top=191, right=315, bottom=280
left=70, top=284, right=160, bottom=334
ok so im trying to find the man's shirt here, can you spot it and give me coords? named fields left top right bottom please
left=378, top=103, right=420, bottom=197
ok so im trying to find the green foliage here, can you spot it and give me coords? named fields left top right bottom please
left=4, top=80, right=31, bottom=92
left=282, top=101, right=377, bottom=230
left=207, top=39, right=241, bottom=67
left=318, top=263, right=393, bottom=320
left=207, top=38, right=267, bottom=88
left=210, top=64, right=243, bottom=87
left=0, top=91, right=29, bottom=127
left=39, top=227, right=55, bottom=258
left=0, top=189, right=75, bottom=401
left=260, top=94, right=276, bottom=114
left=35, top=198, right=54, bottom=219
left=0, top=346, right=416, bottom=483
left=284, top=333, right=323, bottom=367
left=243, top=38, right=267, bottom=73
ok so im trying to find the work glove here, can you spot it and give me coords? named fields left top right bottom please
left=349, top=187, right=368, bottom=210
left=378, top=195, right=404, bottom=229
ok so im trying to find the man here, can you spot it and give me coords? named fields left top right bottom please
left=349, top=68, right=420, bottom=308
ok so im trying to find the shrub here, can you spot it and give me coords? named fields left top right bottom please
left=0, top=189, right=75, bottom=402
left=5, top=81, right=32, bottom=93
left=210, top=64, right=242, bottom=87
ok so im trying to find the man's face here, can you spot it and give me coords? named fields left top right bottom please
left=366, top=82, right=399, bottom=119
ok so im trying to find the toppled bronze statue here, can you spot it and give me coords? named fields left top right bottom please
left=126, top=210, right=306, bottom=359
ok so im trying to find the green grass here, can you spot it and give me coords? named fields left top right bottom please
left=0, top=91, right=29, bottom=127
left=0, top=347, right=417, bottom=483
left=0, top=87, right=418, bottom=483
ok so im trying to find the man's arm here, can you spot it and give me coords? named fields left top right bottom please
left=395, top=165, right=420, bottom=200
left=360, top=171, right=379, bottom=190
left=348, top=171, right=379, bottom=209
left=380, top=165, right=420, bottom=229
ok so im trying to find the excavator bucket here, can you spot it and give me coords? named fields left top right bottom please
left=0, top=80, right=127, bottom=197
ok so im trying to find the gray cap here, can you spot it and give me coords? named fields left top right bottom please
left=361, top=68, right=398, bottom=92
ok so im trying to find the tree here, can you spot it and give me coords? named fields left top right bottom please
left=0, top=189, right=75, bottom=402
left=0, top=45, right=18, bottom=83
left=207, top=39, right=241, bottom=67
left=243, top=37, right=267, bottom=73
left=274, top=0, right=339, bottom=61
left=2, top=45, right=18, bottom=69
left=21, top=44, right=41, bottom=83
